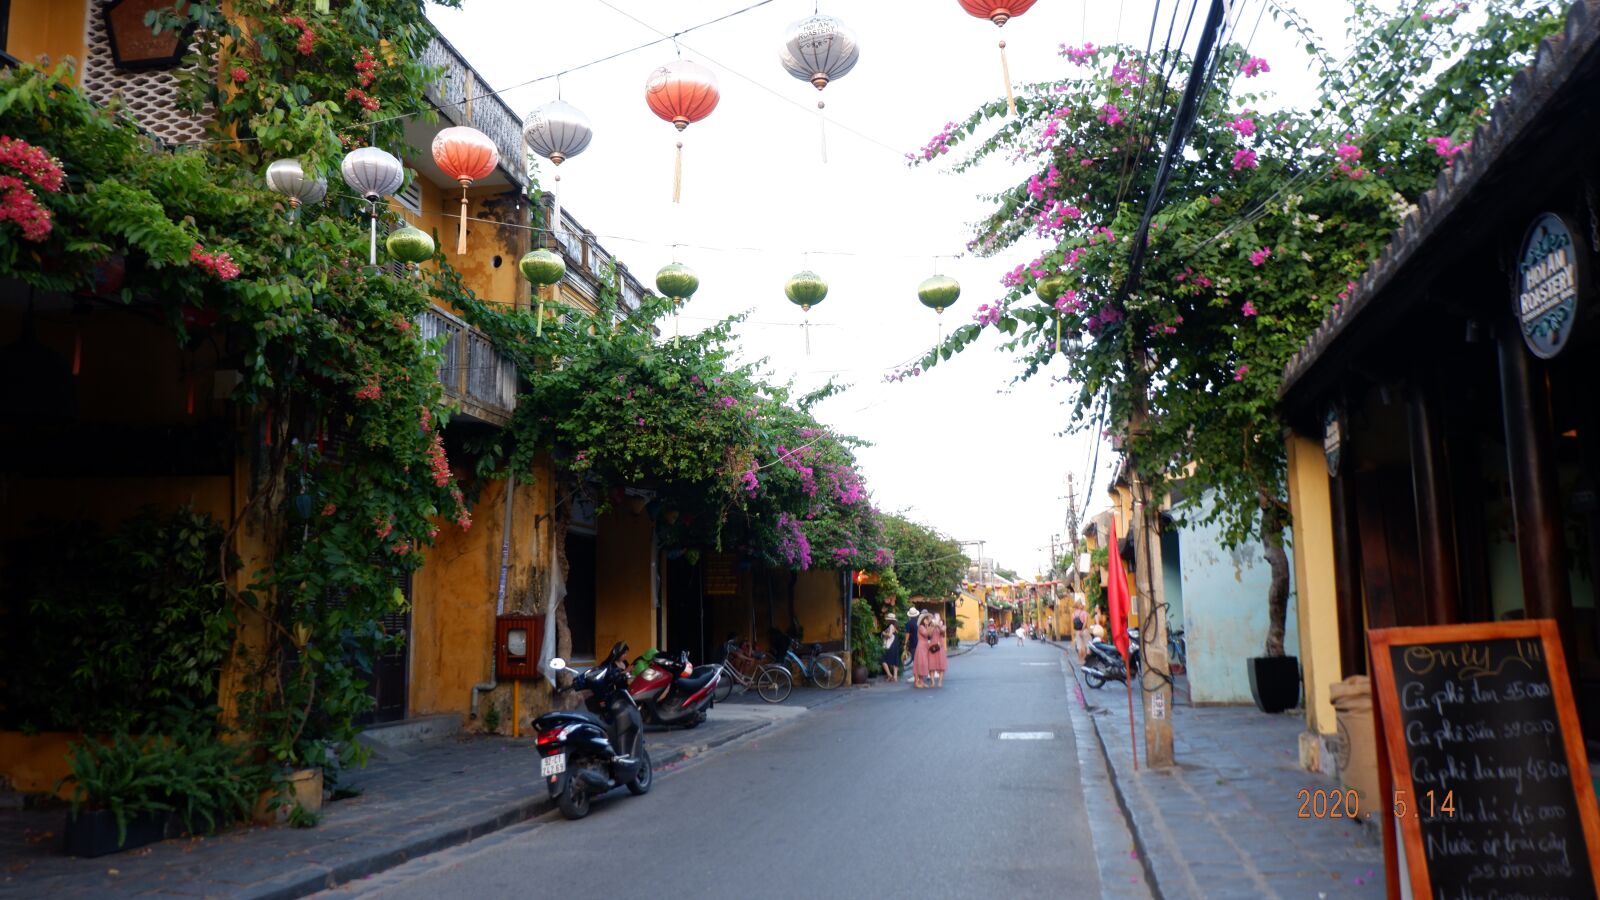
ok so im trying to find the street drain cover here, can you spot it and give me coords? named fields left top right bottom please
left=997, top=731, right=1057, bottom=740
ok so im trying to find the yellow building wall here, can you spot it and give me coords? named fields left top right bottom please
left=402, top=177, right=527, bottom=311
left=5, top=0, right=89, bottom=72
left=1286, top=433, right=1344, bottom=735
left=794, top=569, right=843, bottom=645
left=955, top=594, right=982, bottom=641
left=595, top=508, right=655, bottom=660
left=408, top=471, right=552, bottom=721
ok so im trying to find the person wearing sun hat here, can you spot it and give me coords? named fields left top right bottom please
left=904, top=607, right=922, bottom=685
left=879, top=612, right=903, bottom=683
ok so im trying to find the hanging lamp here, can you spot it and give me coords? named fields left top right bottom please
left=519, top=248, right=566, bottom=336
left=1037, top=274, right=1068, bottom=353
left=340, top=146, right=404, bottom=266
left=779, top=14, right=860, bottom=163
left=785, top=270, right=828, bottom=354
left=958, top=0, right=1038, bottom=116
left=918, top=274, right=961, bottom=343
left=386, top=226, right=435, bottom=275
left=644, top=60, right=720, bottom=203
left=523, top=99, right=594, bottom=239
left=264, top=158, right=327, bottom=220
left=432, top=126, right=499, bottom=255
left=656, top=262, right=700, bottom=341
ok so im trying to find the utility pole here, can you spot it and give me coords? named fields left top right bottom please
left=1128, top=355, right=1174, bottom=769
left=1064, top=474, right=1082, bottom=602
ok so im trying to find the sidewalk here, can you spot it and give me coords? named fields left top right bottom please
left=0, top=700, right=810, bottom=899
left=1065, top=651, right=1383, bottom=899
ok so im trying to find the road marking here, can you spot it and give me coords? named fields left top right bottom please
left=998, top=731, right=1057, bottom=740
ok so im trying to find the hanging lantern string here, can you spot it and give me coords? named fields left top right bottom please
left=327, top=187, right=968, bottom=260
left=999, top=40, right=1016, bottom=116
left=166, top=0, right=789, bottom=147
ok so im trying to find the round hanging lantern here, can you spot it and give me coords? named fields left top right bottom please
left=1037, top=274, right=1068, bottom=303
left=523, top=100, right=594, bottom=239
left=341, top=146, right=405, bottom=266
left=645, top=60, right=720, bottom=203
left=264, top=158, right=327, bottom=210
left=917, top=275, right=961, bottom=313
left=779, top=14, right=860, bottom=90
left=431, top=126, right=499, bottom=256
left=386, top=226, right=435, bottom=269
left=520, top=248, right=566, bottom=337
left=785, top=271, right=828, bottom=312
left=655, top=263, right=699, bottom=305
left=958, top=0, right=1038, bottom=116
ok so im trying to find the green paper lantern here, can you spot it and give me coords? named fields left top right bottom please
left=655, top=262, right=699, bottom=303
left=518, top=248, right=566, bottom=286
left=385, top=226, right=435, bottom=265
left=917, top=274, right=960, bottom=312
left=1037, top=274, right=1069, bottom=304
left=784, top=270, right=828, bottom=311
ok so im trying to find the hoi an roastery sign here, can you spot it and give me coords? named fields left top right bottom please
left=1517, top=212, right=1585, bottom=359
left=103, top=0, right=196, bottom=70
left=1369, top=620, right=1600, bottom=898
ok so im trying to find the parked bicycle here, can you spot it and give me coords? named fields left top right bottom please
left=710, top=639, right=792, bottom=703
left=780, top=640, right=848, bottom=690
left=1168, top=628, right=1187, bottom=672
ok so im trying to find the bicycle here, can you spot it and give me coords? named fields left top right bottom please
left=781, top=641, right=848, bottom=690
left=711, top=639, right=792, bottom=703
left=1168, top=628, right=1187, bottom=672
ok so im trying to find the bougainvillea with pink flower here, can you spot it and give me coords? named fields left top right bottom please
left=904, top=0, right=1569, bottom=655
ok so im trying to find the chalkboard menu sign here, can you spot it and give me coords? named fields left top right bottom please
left=702, top=552, right=738, bottom=597
left=1370, top=621, right=1600, bottom=899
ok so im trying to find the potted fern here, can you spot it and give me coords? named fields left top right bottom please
left=58, top=733, right=173, bottom=857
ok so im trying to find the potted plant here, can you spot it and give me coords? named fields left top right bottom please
left=1248, top=509, right=1301, bottom=713
left=58, top=733, right=173, bottom=858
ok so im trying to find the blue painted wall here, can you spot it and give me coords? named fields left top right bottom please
left=1175, top=505, right=1299, bottom=705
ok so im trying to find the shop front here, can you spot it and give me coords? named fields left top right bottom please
left=1279, top=6, right=1600, bottom=747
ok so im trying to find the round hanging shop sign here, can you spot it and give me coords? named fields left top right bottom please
left=1516, top=212, right=1585, bottom=359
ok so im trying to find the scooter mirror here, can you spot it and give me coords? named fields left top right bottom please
left=549, top=658, right=567, bottom=671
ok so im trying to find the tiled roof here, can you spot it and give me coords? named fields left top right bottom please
left=1280, top=0, right=1600, bottom=398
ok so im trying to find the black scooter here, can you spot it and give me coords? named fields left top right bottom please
left=533, top=641, right=651, bottom=820
left=1082, top=628, right=1141, bottom=689
left=985, top=628, right=999, bottom=647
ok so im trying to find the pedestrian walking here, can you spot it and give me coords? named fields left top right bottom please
left=880, top=613, right=901, bottom=683
left=905, top=607, right=922, bottom=685
left=1015, top=622, right=1026, bottom=646
left=1073, top=601, right=1089, bottom=662
left=927, top=613, right=948, bottom=687
left=912, top=609, right=933, bottom=689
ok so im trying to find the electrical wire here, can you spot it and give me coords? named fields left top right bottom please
left=165, top=0, right=787, bottom=147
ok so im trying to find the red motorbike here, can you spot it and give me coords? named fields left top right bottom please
left=626, top=649, right=720, bottom=729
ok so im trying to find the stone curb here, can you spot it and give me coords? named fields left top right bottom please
left=242, top=716, right=776, bottom=900
left=1054, top=646, right=1158, bottom=900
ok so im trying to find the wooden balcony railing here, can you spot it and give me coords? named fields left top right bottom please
left=418, top=305, right=517, bottom=425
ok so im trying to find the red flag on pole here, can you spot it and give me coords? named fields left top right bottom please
left=1106, top=517, right=1132, bottom=664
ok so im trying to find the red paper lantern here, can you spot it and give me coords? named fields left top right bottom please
left=645, top=61, right=720, bottom=203
left=957, top=0, right=1038, bottom=116
left=957, top=0, right=1038, bottom=25
left=431, top=126, right=499, bottom=255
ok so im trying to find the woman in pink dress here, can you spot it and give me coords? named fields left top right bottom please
left=913, top=613, right=933, bottom=688
left=927, top=614, right=948, bottom=687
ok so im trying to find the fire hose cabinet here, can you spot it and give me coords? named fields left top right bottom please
left=495, top=615, right=544, bottom=680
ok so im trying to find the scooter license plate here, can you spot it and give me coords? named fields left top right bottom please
left=540, top=753, right=566, bottom=777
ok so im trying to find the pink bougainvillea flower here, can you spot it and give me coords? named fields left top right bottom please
left=1234, top=364, right=1250, bottom=381
left=1232, top=148, right=1259, bottom=171
left=1061, top=42, right=1097, bottom=66
left=1098, top=103, right=1125, bottom=127
left=1249, top=247, right=1272, bottom=267
left=1241, top=300, right=1258, bottom=317
left=1226, top=116, right=1256, bottom=138
left=1425, top=135, right=1471, bottom=166
left=1240, top=56, right=1270, bottom=77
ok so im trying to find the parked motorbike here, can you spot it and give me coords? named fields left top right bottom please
left=627, top=648, right=720, bottom=729
left=1081, top=628, right=1141, bottom=689
left=533, top=641, right=651, bottom=820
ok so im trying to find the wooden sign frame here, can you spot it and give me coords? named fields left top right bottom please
left=1369, top=619, right=1600, bottom=899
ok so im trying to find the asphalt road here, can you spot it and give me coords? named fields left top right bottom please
left=326, top=639, right=1104, bottom=899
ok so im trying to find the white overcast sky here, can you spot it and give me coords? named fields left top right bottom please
left=429, top=0, right=1352, bottom=576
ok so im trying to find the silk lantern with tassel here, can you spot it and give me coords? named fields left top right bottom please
left=779, top=14, right=860, bottom=164
left=958, top=0, right=1038, bottom=116
left=785, top=270, right=828, bottom=354
left=644, top=61, right=720, bottom=204
left=656, top=262, right=699, bottom=340
left=918, top=274, right=960, bottom=343
left=264, top=158, right=327, bottom=221
left=1037, top=274, right=1068, bottom=353
left=386, top=226, right=435, bottom=275
left=340, top=146, right=404, bottom=266
left=523, top=100, right=594, bottom=239
left=432, top=126, right=499, bottom=255
left=520, top=249, right=566, bottom=336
